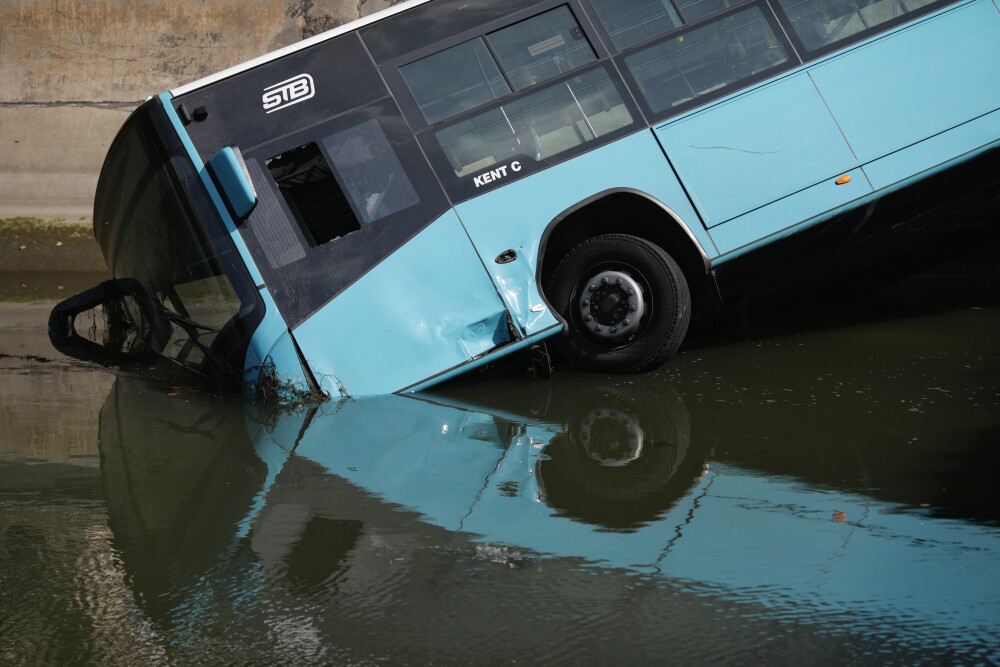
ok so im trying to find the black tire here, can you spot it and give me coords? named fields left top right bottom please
left=546, top=234, right=690, bottom=373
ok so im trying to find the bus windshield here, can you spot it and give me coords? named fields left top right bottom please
left=93, top=100, right=258, bottom=382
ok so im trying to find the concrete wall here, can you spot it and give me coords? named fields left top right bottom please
left=0, top=0, right=399, bottom=220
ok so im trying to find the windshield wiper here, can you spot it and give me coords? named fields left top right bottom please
left=160, top=305, right=217, bottom=333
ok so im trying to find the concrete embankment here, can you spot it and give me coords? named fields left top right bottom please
left=0, top=0, right=394, bottom=225
left=0, top=218, right=106, bottom=272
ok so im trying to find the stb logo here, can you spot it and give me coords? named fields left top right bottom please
left=262, top=74, right=315, bottom=114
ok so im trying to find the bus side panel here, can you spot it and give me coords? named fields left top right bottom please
left=291, top=210, right=512, bottom=398
left=653, top=73, right=859, bottom=229
left=808, top=0, right=1000, bottom=167
left=862, top=108, right=1000, bottom=191
left=710, top=168, right=870, bottom=256
left=454, top=131, right=714, bottom=334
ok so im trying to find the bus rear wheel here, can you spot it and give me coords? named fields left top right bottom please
left=546, top=234, right=690, bottom=373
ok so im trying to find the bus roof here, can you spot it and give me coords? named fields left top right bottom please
left=170, top=0, right=434, bottom=97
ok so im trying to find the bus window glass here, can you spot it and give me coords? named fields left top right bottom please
left=267, top=143, right=361, bottom=247
left=399, top=38, right=512, bottom=124
left=624, top=7, right=789, bottom=114
left=323, top=119, right=420, bottom=224
left=587, top=0, right=683, bottom=50
left=677, top=0, right=752, bottom=20
left=163, top=273, right=241, bottom=367
left=777, top=0, right=929, bottom=51
left=108, top=151, right=245, bottom=369
left=435, top=68, right=633, bottom=177
left=486, top=6, right=598, bottom=90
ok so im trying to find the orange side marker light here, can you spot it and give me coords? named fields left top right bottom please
left=835, top=174, right=852, bottom=185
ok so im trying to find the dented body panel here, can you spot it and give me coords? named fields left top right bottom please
left=291, top=210, right=516, bottom=397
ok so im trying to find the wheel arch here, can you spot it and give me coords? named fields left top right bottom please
left=537, top=189, right=716, bottom=314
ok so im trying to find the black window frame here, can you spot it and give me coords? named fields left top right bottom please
left=359, top=0, right=553, bottom=65
left=582, top=0, right=684, bottom=50
left=417, top=60, right=644, bottom=202
left=381, top=0, right=613, bottom=135
left=612, top=1, right=798, bottom=123
left=577, top=0, right=963, bottom=62
left=485, top=4, right=603, bottom=91
left=381, top=1, right=645, bottom=202
left=578, top=0, right=765, bottom=53
left=766, top=0, right=960, bottom=60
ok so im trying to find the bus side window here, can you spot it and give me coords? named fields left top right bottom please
left=676, top=0, right=753, bottom=22
left=435, top=66, right=634, bottom=177
left=776, top=0, right=934, bottom=52
left=588, top=0, right=758, bottom=51
left=623, top=6, right=789, bottom=115
left=587, top=0, right=684, bottom=50
left=266, top=143, right=361, bottom=247
left=399, top=38, right=512, bottom=125
left=323, top=120, right=420, bottom=225
left=486, top=6, right=598, bottom=90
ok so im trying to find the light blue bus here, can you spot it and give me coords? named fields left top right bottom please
left=50, top=0, right=1000, bottom=398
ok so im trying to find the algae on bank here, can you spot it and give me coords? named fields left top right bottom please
left=0, top=217, right=105, bottom=273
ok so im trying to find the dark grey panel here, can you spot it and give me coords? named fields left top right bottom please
left=237, top=98, right=450, bottom=328
left=175, top=32, right=387, bottom=163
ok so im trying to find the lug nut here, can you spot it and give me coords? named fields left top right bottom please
left=588, top=284, right=596, bottom=292
left=623, top=318, right=630, bottom=326
left=601, top=276, right=609, bottom=284
left=610, top=326, right=618, bottom=333
left=582, top=299, right=589, bottom=307
left=629, top=303, right=637, bottom=311
left=584, top=314, right=592, bottom=322
left=627, top=288, right=635, bottom=295
left=594, top=325, right=602, bottom=332
left=616, top=278, right=623, bottom=286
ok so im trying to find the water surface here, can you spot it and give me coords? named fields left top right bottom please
left=1, top=263, right=998, bottom=665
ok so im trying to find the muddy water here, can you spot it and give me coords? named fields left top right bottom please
left=1, top=262, right=998, bottom=666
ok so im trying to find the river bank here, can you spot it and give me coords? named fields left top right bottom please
left=0, top=1, right=400, bottom=221
left=0, top=217, right=105, bottom=273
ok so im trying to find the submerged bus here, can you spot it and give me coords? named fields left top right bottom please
left=50, top=0, right=1000, bottom=398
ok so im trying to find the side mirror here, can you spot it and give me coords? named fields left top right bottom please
left=207, top=146, right=257, bottom=223
left=48, top=278, right=168, bottom=364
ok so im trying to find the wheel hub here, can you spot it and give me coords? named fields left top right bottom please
left=579, top=407, right=645, bottom=466
left=577, top=270, right=645, bottom=343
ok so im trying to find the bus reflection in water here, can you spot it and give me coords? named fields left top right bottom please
left=52, top=0, right=1000, bottom=397
left=99, top=375, right=1000, bottom=657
